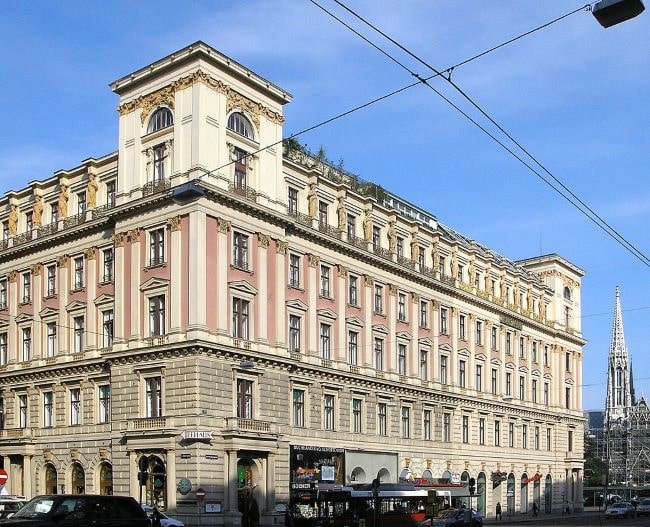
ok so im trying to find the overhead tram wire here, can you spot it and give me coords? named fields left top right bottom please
left=318, top=0, right=650, bottom=268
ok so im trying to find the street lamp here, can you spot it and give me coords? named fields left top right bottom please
left=592, top=0, right=645, bottom=27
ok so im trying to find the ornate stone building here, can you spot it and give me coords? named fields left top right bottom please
left=0, top=42, right=585, bottom=524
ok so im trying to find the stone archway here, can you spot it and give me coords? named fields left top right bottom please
left=544, top=474, right=553, bottom=514
left=477, top=472, right=486, bottom=516
left=71, top=462, right=85, bottom=494
left=44, top=463, right=57, bottom=495
left=506, top=473, right=515, bottom=516
left=377, top=468, right=390, bottom=482
left=238, top=457, right=262, bottom=527
left=350, top=466, right=366, bottom=484
left=520, top=473, right=528, bottom=514
left=99, top=462, right=113, bottom=495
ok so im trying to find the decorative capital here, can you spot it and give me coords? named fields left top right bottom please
left=167, top=216, right=181, bottom=232
left=257, top=233, right=271, bottom=248
left=216, top=218, right=231, bottom=234
left=128, top=228, right=141, bottom=243
left=84, top=247, right=97, bottom=261
left=276, top=240, right=288, bottom=255
left=31, top=264, right=42, bottom=277
left=308, top=254, right=320, bottom=268
left=388, top=284, right=397, bottom=296
left=7, top=270, right=17, bottom=283
left=411, top=292, right=420, bottom=304
left=56, top=255, right=69, bottom=268
left=111, top=232, right=126, bottom=247
left=337, top=264, right=348, bottom=278
left=364, top=275, right=374, bottom=287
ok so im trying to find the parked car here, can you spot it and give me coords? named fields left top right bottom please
left=0, top=494, right=150, bottom=526
left=142, top=504, right=185, bottom=527
left=0, top=496, right=29, bottom=519
left=429, top=508, right=483, bottom=527
left=636, top=498, right=650, bottom=517
left=605, top=501, right=636, bottom=519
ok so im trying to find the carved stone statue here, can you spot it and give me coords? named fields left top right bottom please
left=410, top=239, right=418, bottom=262
left=451, top=252, right=458, bottom=279
left=500, top=279, right=506, bottom=299
left=388, top=221, right=397, bottom=253
left=32, top=195, right=44, bottom=227
left=8, top=204, right=18, bottom=235
left=469, top=260, right=476, bottom=285
left=432, top=242, right=440, bottom=271
left=337, top=195, right=346, bottom=232
left=307, top=183, right=317, bottom=218
left=87, top=172, right=99, bottom=209
left=58, top=183, right=69, bottom=218
left=527, top=289, right=533, bottom=311
left=362, top=209, right=372, bottom=241
left=540, top=298, right=547, bottom=319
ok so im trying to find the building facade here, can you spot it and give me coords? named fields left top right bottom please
left=0, top=42, right=585, bottom=525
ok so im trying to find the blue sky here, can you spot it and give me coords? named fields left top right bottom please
left=1, top=1, right=648, bottom=410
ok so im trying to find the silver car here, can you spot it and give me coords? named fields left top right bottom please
left=605, top=501, right=635, bottom=519
left=636, top=498, right=650, bottom=517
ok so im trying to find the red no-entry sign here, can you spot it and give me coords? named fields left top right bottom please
left=196, top=487, right=205, bottom=501
left=0, top=469, right=8, bottom=485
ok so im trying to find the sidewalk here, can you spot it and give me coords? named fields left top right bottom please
left=483, top=509, right=604, bottom=525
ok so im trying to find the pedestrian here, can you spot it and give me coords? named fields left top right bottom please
left=532, top=502, right=539, bottom=517
left=495, top=502, right=502, bottom=521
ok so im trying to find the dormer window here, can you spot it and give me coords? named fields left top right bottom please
left=147, top=108, right=173, bottom=134
left=227, top=112, right=254, bottom=140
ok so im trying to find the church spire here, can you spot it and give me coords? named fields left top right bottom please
left=605, top=286, right=633, bottom=425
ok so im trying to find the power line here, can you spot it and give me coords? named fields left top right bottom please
left=316, top=0, right=650, bottom=268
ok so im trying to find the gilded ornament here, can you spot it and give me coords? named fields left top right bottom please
left=364, top=275, right=374, bottom=287
left=216, top=218, right=232, bottom=234
left=32, top=195, right=44, bottom=227
left=276, top=240, right=288, bottom=255
left=30, top=264, right=42, bottom=276
left=411, top=292, right=420, bottom=304
left=308, top=254, right=320, bottom=268
left=388, top=284, right=397, bottom=295
left=167, top=216, right=182, bottom=232
left=111, top=233, right=126, bottom=247
left=337, top=264, right=348, bottom=278
left=56, top=255, right=69, bottom=268
left=7, top=204, right=18, bottom=236
left=7, top=270, right=17, bottom=283
left=84, top=247, right=97, bottom=260
left=256, top=233, right=270, bottom=248
left=128, top=229, right=141, bottom=242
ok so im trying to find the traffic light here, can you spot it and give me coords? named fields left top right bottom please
left=468, top=477, right=476, bottom=495
left=138, top=456, right=149, bottom=486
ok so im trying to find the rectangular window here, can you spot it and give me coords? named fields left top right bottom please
left=232, top=298, right=250, bottom=340
left=475, top=320, right=483, bottom=346
left=46, top=322, right=57, bottom=357
left=320, top=265, right=331, bottom=297
left=73, top=256, right=84, bottom=290
left=0, top=333, right=6, bottom=365
left=459, top=314, right=466, bottom=340
left=443, top=412, right=451, bottom=442
left=289, top=315, right=301, bottom=351
left=479, top=417, right=486, bottom=445
left=43, top=391, right=54, bottom=428
left=505, top=372, right=512, bottom=396
left=544, top=382, right=550, bottom=405
left=22, top=327, right=32, bottom=362
left=236, top=378, right=253, bottom=419
left=462, top=415, right=469, bottom=443
left=420, top=300, right=428, bottom=328
left=106, top=181, right=116, bottom=207
left=547, top=428, right=552, bottom=451
left=505, top=332, right=512, bottom=355
left=233, top=148, right=247, bottom=188
left=396, top=237, right=403, bottom=257
left=372, top=226, right=380, bottom=250
left=149, top=295, right=165, bottom=336
left=232, top=232, right=249, bottom=270
left=98, top=385, right=110, bottom=424
left=440, top=308, right=448, bottom=335
left=440, top=355, right=448, bottom=384
left=532, top=341, right=538, bottom=363
left=544, top=345, right=549, bottom=366
left=318, top=201, right=328, bottom=226
left=46, top=265, right=56, bottom=296
left=418, top=247, right=425, bottom=268
left=532, top=379, right=538, bottom=403
left=293, top=389, right=305, bottom=428
left=374, top=338, right=384, bottom=370
left=459, top=360, right=466, bottom=388
left=508, top=422, right=515, bottom=448
left=102, top=248, right=114, bottom=283
left=419, top=350, right=428, bottom=381
left=288, top=187, right=298, bottom=215
left=522, top=424, right=528, bottom=449
left=519, top=336, right=525, bottom=358
left=377, top=402, right=387, bottom=436
left=491, top=368, right=498, bottom=395
left=397, top=293, right=406, bottom=321
left=19, top=394, right=28, bottom=428
left=401, top=407, right=410, bottom=439
left=494, top=420, right=501, bottom=447
left=0, top=278, right=6, bottom=308
left=374, top=285, right=383, bottom=314
left=423, top=409, right=431, bottom=440
left=348, top=275, right=358, bottom=306
left=324, top=394, right=335, bottom=430
left=149, top=228, right=165, bottom=266
left=22, top=272, right=31, bottom=303
left=439, top=256, right=446, bottom=277
left=534, top=426, right=540, bottom=450
left=568, top=430, right=574, bottom=452
left=519, top=376, right=525, bottom=400
left=348, top=331, right=358, bottom=365
left=352, top=398, right=362, bottom=433
left=289, top=254, right=300, bottom=288
left=320, top=323, right=331, bottom=359
left=475, top=364, right=483, bottom=392
left=70, top=388, right=81, bottom=425
left=146, top=377, right=163, bottom=417
left=491, top=326, right=497, bottom=349
left=397, top=343, right=407, bottom=376
left=346, top=214, right=356, bottom=240
left=565, top=387, right=571, bottom=409
left=565, top=352, right=571, bottom=372
left=102, top=310, right=114, bottom=348
left=50, top=203, right=59, bottom=224
left=73, top=316, right=84, bottom=353
left=77, top=192, right=86, bottom=215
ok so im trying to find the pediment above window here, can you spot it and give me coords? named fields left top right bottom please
left=439, top=343, right=452, bottom=353
left=229, top=280, right=258, bottom=296
left=544, top=372, right=552, bottom=380
left=458, top=347, right=470, bottom=357
left=39, top=307, right=59, bottom=319
left=66, top=300, right=86, bottom=313
left=396, top=331, right=412, bottom=340
left=565, top=378, right=575, bottom=385
left=14, top=313, right=33, bottom=324
left=346, top=316, right=364, bottom=328
left=286, top=299, right=308, bottom=312
left=531, top=369, right=541, bottom=377
left=317, top=308, right=338, bottom=320
left=475, top=353, right=487, bottom=362
left=518, top=366, right=529, bottom=374
left=505, top=362, right=516, bottom=370
left=491, top=357, right=502, bottom=365
left=140, top=277, right=170, bottom=292
left=0, top=318, right=8, bottom=331
left=372, top=324, right=389, bottom=335
left=94, top=293, right=115, bottom=307
left=418, top=337, right=433, bottom=346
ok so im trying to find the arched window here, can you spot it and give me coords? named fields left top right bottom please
left=71, top=462, right=85, bottom=494
left=45, top=464, right=57, bottom=495
left=227, top=112, right=254, bottom=140
left=147, top=108, right=174, bottom=134
left=563, top=287, right=572, bottom=301
left=100, top=462, right=113, bottom=495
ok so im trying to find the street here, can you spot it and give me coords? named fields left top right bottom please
left=486, top=511, right=650, bottom=526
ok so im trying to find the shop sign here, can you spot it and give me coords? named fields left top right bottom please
left=181, top=430, right=213, bottom=441
left=451, top=473, right=461, bottom=484
left=500, top=314, right=522, bottom=330
left=291, top=483, right=313, bottom=490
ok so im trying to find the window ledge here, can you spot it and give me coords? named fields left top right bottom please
left=145, top=262, right=167, bottom=270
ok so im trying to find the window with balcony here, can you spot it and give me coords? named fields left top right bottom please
left=293, top=389, right=305, bottom=428
left=289, top=315, right=301, bottom=352
left=374, top=338, right=384, bottom=370
left=320, top=265, right=331, bottom=297
left=73, top=316, right=84, bottom=353
left=419, top=349, right=428, bottom=381
left=106, top=181, right=116, bottom=208
left=396, top=237, right=403, bottom=257
left=324, top=394, right=335, bottom=430
left=149, top=295, right=165, bottom=337
left=149, top=228, right=165, bottom=266
left=352, top=398, right=362, bottom=433
left=43, top=391, right=54, bottom=427
left=348, top=275, right=358, bottom=306
left=397, top=343, right=407, bottom=376
left=102, top=248, right=114, bottom=283
left=289, top=254, right=300, bottom=288
left=19, top=394, right=28, bottom=428
left=0, top=278, right=7, bottom=308
left=22, top=272, right=31, bottom=303
left=73, top=256, right=84, bottom=290
left=440, top=307, right=448, bottom=335
left=152, top=145, right=167, bottom=182
left=377, top=402, right=387, bottom=436
left=98, top=385, right=111, bottom=424
left=46, top=322, right=57, bottom=357
left=146, top=376, right=163, bottom=418
left=22, top=327, right=32, bottom=362
left=70, top=388, right=81, bottom=425
left=439, top=256, right=446, bottom=277
left=320, top=323, right=331, bottom=359
left=233, top=148, right=248, bottom=189
left=1, top=221, right=8, bottom=240
left=423, top=409, right=432, bottom=440
left=418, top=247, right=425, bottom=268
left=102, top=310, right=114, bottom=348
left=318, top=201, right=328, bottom=226
left=372, top=226, right=380, bottom=250
left=348, top=331, right=359, bottom=366
left=346, top=214, right=356, bottom=239
left=232, top=298, right=250, bottom=340
left=397, top=292, right=406, bottom=321
left=374, top=284, right=383, bottom=314
left=0, top=333, right=6, bottom=365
